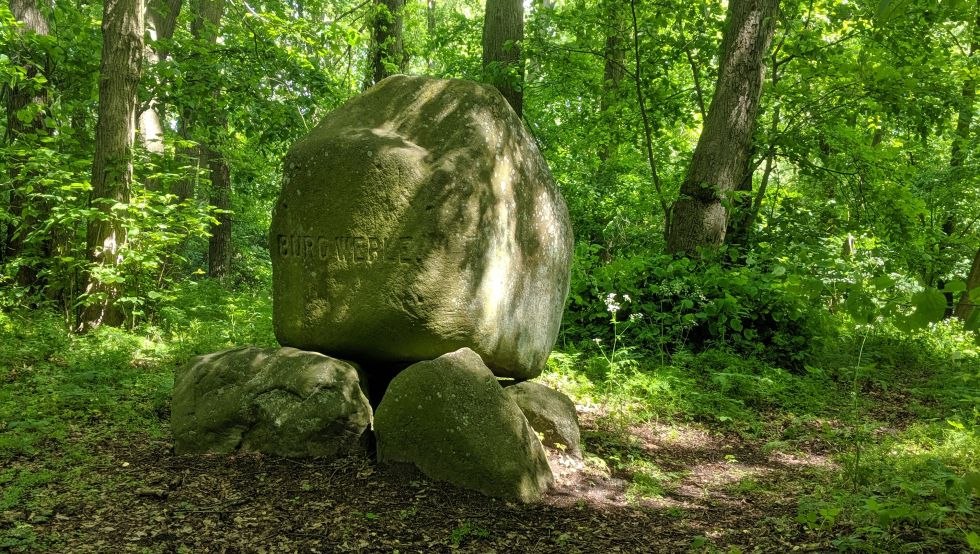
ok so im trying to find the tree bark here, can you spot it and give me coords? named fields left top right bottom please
left=3, top=0, right=51, bottom=284
left=666, top=0, right=779, bottom=255
left=950, top=0, right=978, bottom=173
left=186, top=0, right=232, bottom=278
left=482, top=0, right=524, bottom=117
left=79, top=0, right=144, bottom=331
left=426, top=0, right=436, bottom=71
left=207, top=150, right=231, bottom=277
left=138, top=0, right=183, bottom=161
left=369, top=0, right=406, bottom=85
left=597, top=0, right=627, bottom=165
left=726, top=50, right=782, bottom=248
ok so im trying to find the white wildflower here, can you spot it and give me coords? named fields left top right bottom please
left=604, top=293, right=621, bottom=314
left=629, top=313, right=643, bottom=323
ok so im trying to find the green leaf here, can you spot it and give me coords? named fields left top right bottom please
left=908, top=288, right=947, bottom=328
left=871, top=275, right=896, bottom=289
left=943, top=280, right=966, bottom=293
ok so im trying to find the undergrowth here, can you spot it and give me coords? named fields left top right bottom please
left=1, top=280, right=977, bottom=551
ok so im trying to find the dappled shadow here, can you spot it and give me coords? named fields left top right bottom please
left=273, top=75, right=571, bottom=378
left=20, top=411, right=842, bottom=553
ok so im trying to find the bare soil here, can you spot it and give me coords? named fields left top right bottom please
left=7, top=416, right=840, bottom=553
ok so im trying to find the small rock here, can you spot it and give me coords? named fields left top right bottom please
left=504, top=381, right=582, bottom=457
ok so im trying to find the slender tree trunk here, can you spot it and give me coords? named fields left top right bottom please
left=3, top=0, right=51, bottom=285
left=207, top=151, right=231, bottom=277
left=666, top=0, right=779, bottom=255
left=950, top=0, right=978, bottom=174
left=79, top=0, right=144, bottom=331
left=138, top=0, right=183, bottom=161
left=186, top=0, right=232, bottom=278
left=369, top=0, right=406, bottom=85
left=482, top=0, right=524, bottom=117
left=426, top=0, right=436, bottom=72
left=597, top=0, right=626, bottom=165
left=726, top=51, right=782, bottom=248
left=951, top=3, right=980, bottom=322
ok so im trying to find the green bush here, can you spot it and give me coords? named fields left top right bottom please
left=563, top=245, right=825, bottom=368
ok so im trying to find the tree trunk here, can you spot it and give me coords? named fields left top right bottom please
left=666, top=0, right=779, bottom=255
left=370, top=0, right=406, bottom=85
left=3, top=0, right=51, bottom=285
left=426, top=0, right=436, bottom=72
left=482, top=0, right=524, bottom=117
left=954, top=246, right=980, bottom=323
left=207, top=150, right=231, bottom=277
left=950, top=0, right=978, bottom=173
left=726, top=51, right=782, bottom=248
left=138, top=0, right=183, bottom=161
left=597, top=0, right=627, bottom=165
left=79, top=0, right=144, bottom=331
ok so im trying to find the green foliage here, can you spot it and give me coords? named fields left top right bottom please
left=565, top=247, right=824, bottom=368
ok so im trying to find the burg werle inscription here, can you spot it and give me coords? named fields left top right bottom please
left=270, top=75, right=573, bottom=379
left=276, top=234, right=423, bottom=264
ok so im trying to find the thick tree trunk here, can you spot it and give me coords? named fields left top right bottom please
left=482, top=0, right=524, bottom=117
left=666, top=0, right=779, bottom=255
left=370, top=0, right=406, bottom=85
left=954, top=246, right=980, bottom=322
left=79, top=0, right=144, bottom=331
left=3, top=0, right=51, bottom=284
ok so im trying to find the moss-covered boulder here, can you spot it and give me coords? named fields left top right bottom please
left=374, top=348, right=554, bottom=502
left=504, top=381, right=581, bottom=457
left=270, top=75, right=573, bottom=380
left=172, top=346, right=372, bottom=458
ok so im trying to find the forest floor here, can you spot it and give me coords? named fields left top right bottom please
left=4, top=412, right=840, bottom=553
left=1, top=288, right=976, bottom=552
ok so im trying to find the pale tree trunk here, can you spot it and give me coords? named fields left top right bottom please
left=369, top=0, right=406, bottom=85
left=666, top=0, right=779, bottom=254
left=482, top=0, right=524, bottom=117
left=426, top=0, right=436, bottom=71
left=3, top=0, right=50, bottom=286
left=79, top=0, right=144, bottom=331
left=138, top=0, right=183, bottom=160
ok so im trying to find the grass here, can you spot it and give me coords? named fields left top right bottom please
left=1, top=281, right=977, bottom=551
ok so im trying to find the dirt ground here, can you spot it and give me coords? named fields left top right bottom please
left=6, top=413, right=840, bottom=553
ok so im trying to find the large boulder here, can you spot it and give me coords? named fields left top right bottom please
left=270, top=75, right=573, bottom=380
left=172, top=346, right=372, bottom=458
left=374, top=348, right=554, bottom=502
left=504, top=381, right=582, bottom=457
